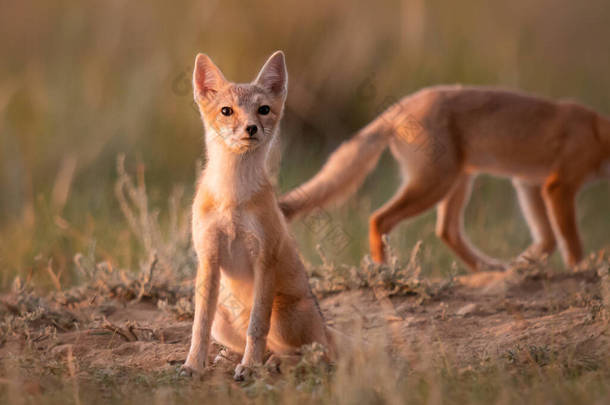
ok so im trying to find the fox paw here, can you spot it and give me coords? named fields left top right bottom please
left=178, top=364, right=204, bottom=379
left=214, top=348, right=240, bottom=365
left=264, top=353, right=301, bottom=373
left=212, top=348, right=240, bottom=373
left=264, top=354, right=282, bottom=373
left=233, top=363, right=253, bottom=381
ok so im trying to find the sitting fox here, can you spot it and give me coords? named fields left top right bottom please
left=279, top=86, right=610, bottom=271
left=181, top=51, right=334, bottom=380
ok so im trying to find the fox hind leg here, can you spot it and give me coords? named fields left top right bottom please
left=435, top=175, right=506, bottom=271
left=541, top=175, right=583, bottom=267
left=369, top=174, right=457, bottom=263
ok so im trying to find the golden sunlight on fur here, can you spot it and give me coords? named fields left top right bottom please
left=181, top=51, right=336, bottom=381
left=280, top=86, right=610, bottom=271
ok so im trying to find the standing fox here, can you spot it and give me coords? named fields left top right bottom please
left=279, top=86, right=610, bottom=271
left=181, top=51, right=334, bottom=380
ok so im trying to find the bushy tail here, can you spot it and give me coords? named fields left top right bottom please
left=279, top=121, right=390, bottom=221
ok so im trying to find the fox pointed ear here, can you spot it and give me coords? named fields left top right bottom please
left=254, top=51, right=287, bottom=96
left=193, top=53, right=227, bottom=100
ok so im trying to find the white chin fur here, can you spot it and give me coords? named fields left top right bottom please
left=202, top=127, right=272, bottom=205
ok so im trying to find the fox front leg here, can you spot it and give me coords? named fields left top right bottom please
left=233, top=253, right=276, bottom=381
left=181, top=253, right=221, bottom=377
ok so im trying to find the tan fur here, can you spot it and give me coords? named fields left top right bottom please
left=279, top=85, right=610, bottom=271
left=182, top=51, right=335, bottom=380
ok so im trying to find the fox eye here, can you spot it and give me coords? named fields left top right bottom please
left=221, top=106, right=233, bottom=116
left=258, top=105, right=270, bottom=115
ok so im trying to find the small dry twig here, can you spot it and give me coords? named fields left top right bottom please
left=102, top=318, right=138, bottom=342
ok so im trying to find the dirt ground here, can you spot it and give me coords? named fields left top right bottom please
left=1, top=258, right=608, bottom=392
left=327, top=267, right=608, bottom=370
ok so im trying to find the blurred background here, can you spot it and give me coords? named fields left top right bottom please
left=1, top=0, right=609, bottom=290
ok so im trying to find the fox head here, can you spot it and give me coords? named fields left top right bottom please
left=193, top=51, right=288, bottom=155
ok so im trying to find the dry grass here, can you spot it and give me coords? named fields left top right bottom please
left=1, top=1, right=610, bottom=403
left=1, top=261, right=610, bottom=405
left=1, top=160, right=609, bottom=404
left=2, top=0, right=610, bottom=284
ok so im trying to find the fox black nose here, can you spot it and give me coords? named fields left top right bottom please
left=246, top=125, right=258, bottom=137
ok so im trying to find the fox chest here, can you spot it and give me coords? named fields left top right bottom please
left=194, top=208, right=264, bottom=281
